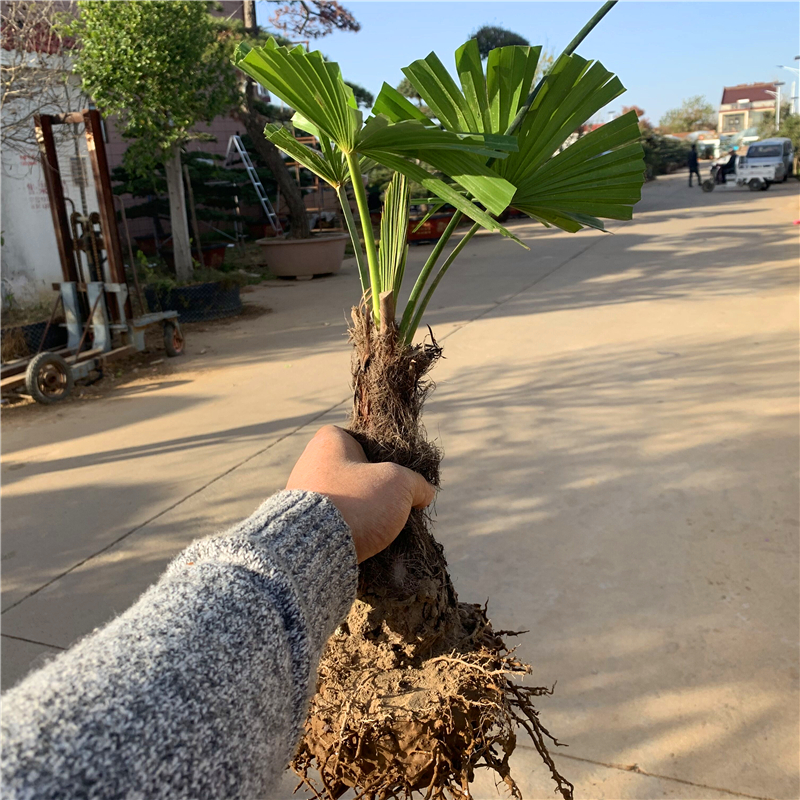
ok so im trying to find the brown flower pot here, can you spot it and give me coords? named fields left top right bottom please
left=256, top=233, right=348, bottom=278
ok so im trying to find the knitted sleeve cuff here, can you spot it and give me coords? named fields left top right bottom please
left=166, top=490, right=358, bottom=653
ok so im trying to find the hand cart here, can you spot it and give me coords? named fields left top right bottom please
left=1, top=109, right=185, bottom=405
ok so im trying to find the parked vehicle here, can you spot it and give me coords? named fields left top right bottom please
left=702, top=155, right=777, bottom=193
left=742, top=138, right=794, bottom=182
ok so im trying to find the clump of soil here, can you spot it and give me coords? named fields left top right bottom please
left=291, top=306, right=572, bottom=800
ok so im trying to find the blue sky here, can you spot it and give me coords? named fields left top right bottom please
left=257, top=1, right=800, bottom=125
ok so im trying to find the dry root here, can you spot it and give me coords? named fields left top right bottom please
left=291, top=603, right=574, bottom=800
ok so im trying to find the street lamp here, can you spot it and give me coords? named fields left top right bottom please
left=777, top=64, right=799, bottom=113
left=766, top=82, right=786, bottom=126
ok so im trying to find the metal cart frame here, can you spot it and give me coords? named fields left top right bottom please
left=1, top=109, right=185, bottom=404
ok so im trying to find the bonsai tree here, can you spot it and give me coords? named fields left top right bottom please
left=112, top=151, right=275, bottom=255
left=234, top=3, right=644, bottom=798
left=67, top=1, right=238, bottom=280
left=221, top=0, right=367, bottom=240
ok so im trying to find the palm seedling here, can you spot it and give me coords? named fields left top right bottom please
left=234, top=4, right=644, bottom=798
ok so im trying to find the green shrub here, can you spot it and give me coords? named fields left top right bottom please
left=641, top=131, right=691, bottom=180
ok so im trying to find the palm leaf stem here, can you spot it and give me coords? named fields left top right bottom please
left=398, top=210, right=463, bottom=337
left=503, top=0, right=618, bottom=141
left=562, top=0, right=617, bottom=59
left=336, top=184, right=370, bottom=295
left=403, top=223, right=480, bottom=344
left=345, top=150, right=381, bottom=319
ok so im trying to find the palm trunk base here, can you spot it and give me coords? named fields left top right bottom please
left=290, top=307, right=572, bottom=800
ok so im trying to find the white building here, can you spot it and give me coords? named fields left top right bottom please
left=717, top=82, right=778, bottom=135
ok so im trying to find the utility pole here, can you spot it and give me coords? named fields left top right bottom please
left=774, top=81, right=785, bottom=126
left=243, top=0, right=257, bottom=35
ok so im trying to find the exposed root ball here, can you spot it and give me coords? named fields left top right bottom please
left=291, top=306, right=572, bottom=798
left=292, top=603, right=573, bottom=800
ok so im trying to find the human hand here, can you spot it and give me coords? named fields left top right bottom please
left=286, top=425, right=436, bottom=563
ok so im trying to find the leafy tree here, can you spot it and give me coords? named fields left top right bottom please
left=345, top=81, right=374, bottom=109
left=622, top=104, right=652, bottom=130
left=67, top=1, right=238, bottom=280
left=267, top=1, right=359, bottom=38
left=658, top=95, right=716, bottom=133
left=755, top=103, right=794, bottom=138
left=471, top=24, right=529, bottom=58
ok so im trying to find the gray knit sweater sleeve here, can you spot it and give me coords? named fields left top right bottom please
left=1, top=490, right=358, bottom=800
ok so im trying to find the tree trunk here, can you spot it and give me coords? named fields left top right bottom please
left=163, top=145, right=193, bottom=281
left=242, top=0, right=256, bottom=34
left=239, top=93, right=311, bottom=239
left=347, top=310, right=456, bottom=650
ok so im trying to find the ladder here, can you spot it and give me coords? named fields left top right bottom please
left=225, top=135, right=282, bottom=234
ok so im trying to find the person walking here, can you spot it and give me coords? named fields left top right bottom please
left=688, top=143, right=701, bottom=187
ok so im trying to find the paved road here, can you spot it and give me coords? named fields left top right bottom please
left=3, top=173, right=798, bottom=799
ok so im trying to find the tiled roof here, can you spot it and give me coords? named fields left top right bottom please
left=721, top=83, right=777, bottom=105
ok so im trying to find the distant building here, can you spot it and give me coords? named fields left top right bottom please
left=718, top=83, right=777, bottom=135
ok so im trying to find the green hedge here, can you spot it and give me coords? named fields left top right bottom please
left=641, top=131, right=691, bottom=180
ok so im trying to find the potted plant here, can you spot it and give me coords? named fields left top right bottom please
left=216, top=7, right=374, bottom=279
left=114, top=153, right=262, bottom=321
left=140, top=262, right=244, bottom=324
left=234, top=3, right=644, bottom=797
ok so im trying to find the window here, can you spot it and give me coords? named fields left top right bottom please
left=721, top=113, right=745, bottom=133
left=747, top=144, right=782, bottom=158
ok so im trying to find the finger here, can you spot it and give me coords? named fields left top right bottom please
left=404, top=468, right=437, bottom=509
left=314, top=425, right=367, bottom=464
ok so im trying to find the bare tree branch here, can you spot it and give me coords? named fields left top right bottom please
left=1, top=0, right=87, bottom=157
left=268, top=0, right=359, bottom=39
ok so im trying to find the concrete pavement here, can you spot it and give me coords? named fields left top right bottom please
left=2, top=172, right=798, bottom=799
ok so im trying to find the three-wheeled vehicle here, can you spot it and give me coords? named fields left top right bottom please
left=702, top=154, right=775, bottom=193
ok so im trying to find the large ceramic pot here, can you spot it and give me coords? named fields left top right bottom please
left=256, top=233, right=348, bottom=278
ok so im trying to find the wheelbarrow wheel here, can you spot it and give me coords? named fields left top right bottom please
left=163, top=321, right=185, bottom=357
left=25, top=352, right=73, bottom=405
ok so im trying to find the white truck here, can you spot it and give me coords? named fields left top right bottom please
left=702, top=138, right=794, bottom=193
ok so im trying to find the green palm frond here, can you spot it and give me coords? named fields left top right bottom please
left=234, top=40, right=361, bottom=152
left=378, top=173, right=410, bottom=301
left=263, top=124, right=349, bottom=186
left=234, top=39, right=521, bottom=241
left=381, top=38, right=645, bottom=233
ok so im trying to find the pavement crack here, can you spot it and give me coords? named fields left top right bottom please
left=1, top=633, right=65, bottom=650
left=518, top=747, right=776, bottom=800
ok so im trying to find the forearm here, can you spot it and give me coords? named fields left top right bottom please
left=1, top=490, right=358, bottom=800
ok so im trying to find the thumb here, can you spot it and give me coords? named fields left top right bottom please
left=405, top=469, right=436, bottom=509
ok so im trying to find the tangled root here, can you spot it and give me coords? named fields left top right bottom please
left=292, top=602, right=573, bottom=800
left=291, top=306, right=572, bottom=799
